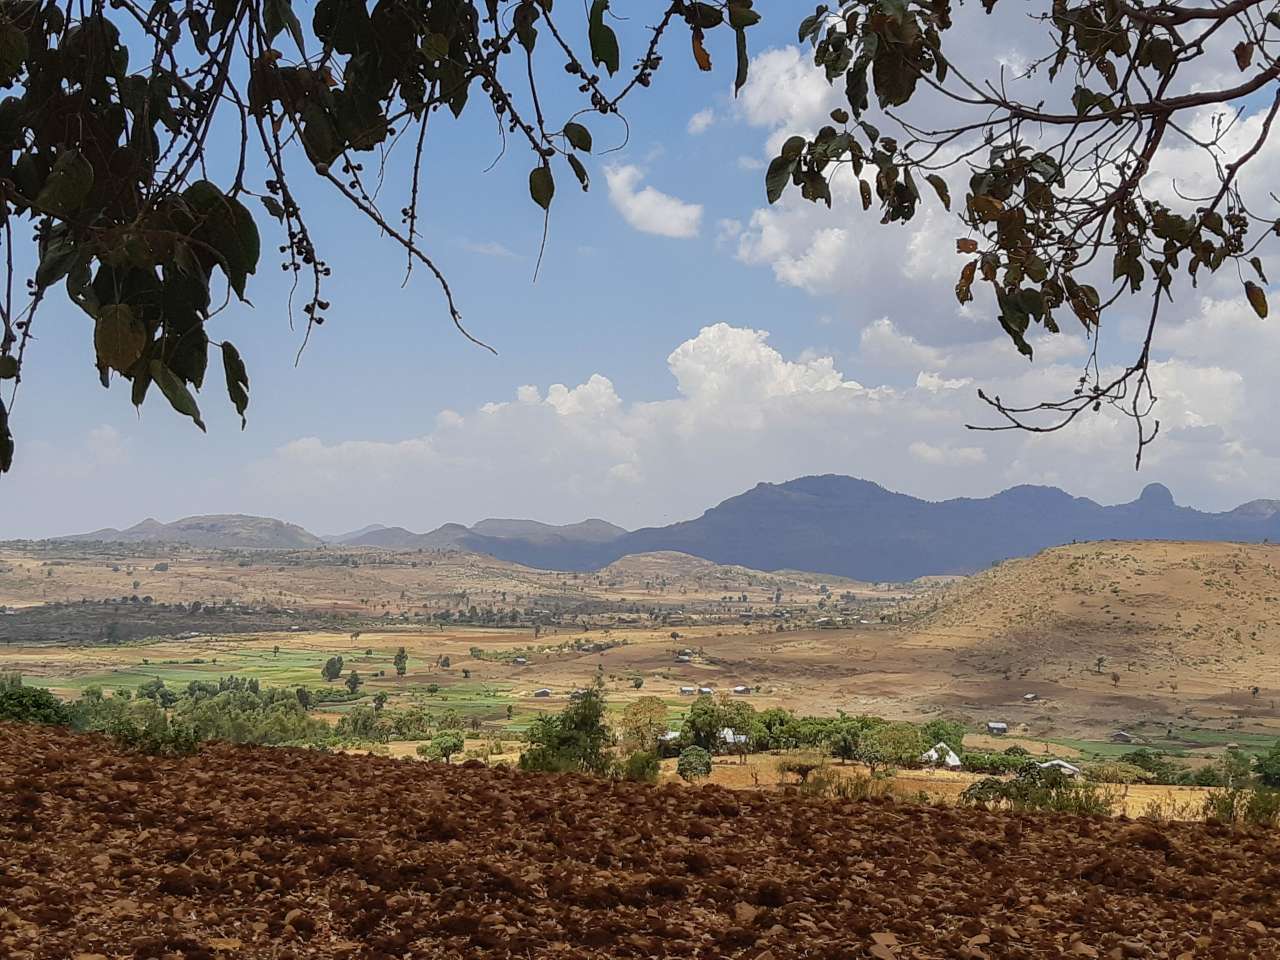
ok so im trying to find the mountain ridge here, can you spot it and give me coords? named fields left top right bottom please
left=42, top=476, right=1280, bottom=579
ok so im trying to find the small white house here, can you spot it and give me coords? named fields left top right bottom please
left=920, top=742, right=962, bottom=769
left=674, top=654, right=692, bottom=663
left=732, top=685, right=751, bottom=695
left=1022, top=692, right=1039, bottom=702
left=513, top=657, right=528, bottom=666
left=678, top=686, right=697, bottom=695
left=698, top=686, right=714, bottom=696
left=1110, top=730, right=1136, bottom=744
left=987, top=721, right=1009, bottom=736
left=1036, top=759, right=1082, bottom=778
left=658, top=730, right=682, bottom=743
left=533, top=688, right=552, bottom=698
left=719, top=727, right=749, bottom=747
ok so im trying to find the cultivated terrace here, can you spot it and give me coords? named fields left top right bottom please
left=2, top=723, right=1278, bottom=959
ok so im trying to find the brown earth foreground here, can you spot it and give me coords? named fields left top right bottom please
left=3, top=725, right=1279, bottom=960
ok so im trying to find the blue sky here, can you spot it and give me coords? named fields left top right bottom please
left=4, top=5, right=1279, bottom=537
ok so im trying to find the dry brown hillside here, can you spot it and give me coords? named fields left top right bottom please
left=897, top=541, right=1280, bottom=730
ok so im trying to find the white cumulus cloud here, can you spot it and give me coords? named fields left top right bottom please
left=604, top=165, right=703, bottom=239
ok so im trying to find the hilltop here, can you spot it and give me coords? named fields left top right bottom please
left=42, top=475, right=1280, bottom=580
left=60, top=515, right=324, bottom=550
left=4, top=723, right=1278, bottom=959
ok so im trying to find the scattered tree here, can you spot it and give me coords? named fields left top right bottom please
left=393, top=647, right=408, bottom=678
left=677, top=746, right=713, bottom=784
left=321, top=656, right=344, bottom=683
left=372, top=691, right=388, bottom=712
left=345, top=670, right=363, bottom=695
left=419, top=729, right=465, bottom=764
left=519, top=681, right=612, bottom=775
left=620, top=696, right=669, bottom=753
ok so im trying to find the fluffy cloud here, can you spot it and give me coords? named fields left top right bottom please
left=687, top=108, right=715, bottom=135
left=247, top=320, right=1278, bottom=532
left=604, top=165, right=703, bottom=239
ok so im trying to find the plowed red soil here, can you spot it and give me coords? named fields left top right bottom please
left=3, top=724, right=1279, bottom=959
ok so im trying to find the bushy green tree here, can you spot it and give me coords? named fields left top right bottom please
left=519, top=681, right=612, bottom=775
left=0, top=677, right=69, bottom=725
left=321, top=656, right=344, bottom=683
left=344, top=670, right=363, bottom=695
left=857, top=722, right=923, bottom=774
left=1259, top=741, right=1280, bottom=788
left=393, top=647, right=408, bottom=678
left=419, top=729, right=465, bottom=764
left=135, top=677, right=177, bottom=708
left=676, top=746, right=712, bottom=783
left=921, top=718, right=967, bottom=755
left=620, top=696, right=670, bottom=753
left=680, top=695, right=721, bottom=751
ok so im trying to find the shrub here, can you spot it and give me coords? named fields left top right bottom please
left=961, top=766, right=1117, bottom=817
left=776, top=751, right=827, bottom=784
left=1083, top=761, right=1152, bottom=785
left=620, top=750, right=660, bottom=784
left=962, top=751, right=1033, bottom=775
left=1203, top=786, right=1280, bottom=828
left=1257, top=740, right=1280, bottom=788
left=676, top=745, right=712, bottom=783
left=0, top=679, right=70, bottom=725
left=108, top=707, right=200, bottom=757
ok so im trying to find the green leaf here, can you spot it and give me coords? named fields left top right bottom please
left=529, top=165, right=555, bottom=210
left=588, top=0, right=620, bottom=76
left=514, top=2, right=539, bottom=51
left=728, top=0, right=761, bottom=29
left=149, top=359, right=206, bottom=432
left=0, top=19, right=28, bottom=85
left=221, top=342, right=250, bottom=428
left=567, top=154, right=590, bottom=191
left=734, top=27, right=749, bottom=94
left=765, top=154, right=797, bottom=204
left=0, top=398, right=12, bottom=473
left=0, top=355, right=16, bottom=379
left=924, top=174, right=950, bottom=211
left=94, top=304, right=148, bottom=375
left=264, top=0, right=307, bottom=55
left=261, top=195, right=286, bottom=222
left=684, top=3, right=724, bottom=28
left=780, top=135, right=806, bottom=161
left=563, top=122, right=592, bottom=152
left=1245, top=281, right=1269, bottom=319
left=184, top=182, right=260, bottom=300
left=798, top=6, right=828, bottom=43
left=422, top=32, right=450, bottom=61
left=36, top=149, right=94, bottom=218
left=35, top=225, right=82, bottom=289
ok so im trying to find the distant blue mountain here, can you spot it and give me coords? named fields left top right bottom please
left=456, top=476, right=1280, bottom=581
left=58, top=476, right=1280, bottom=580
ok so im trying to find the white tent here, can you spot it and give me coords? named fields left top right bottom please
left=920, top=742, right=962, bottom=769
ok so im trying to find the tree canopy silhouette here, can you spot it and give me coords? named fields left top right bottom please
left=0, top=0, right=1275, bottom=473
